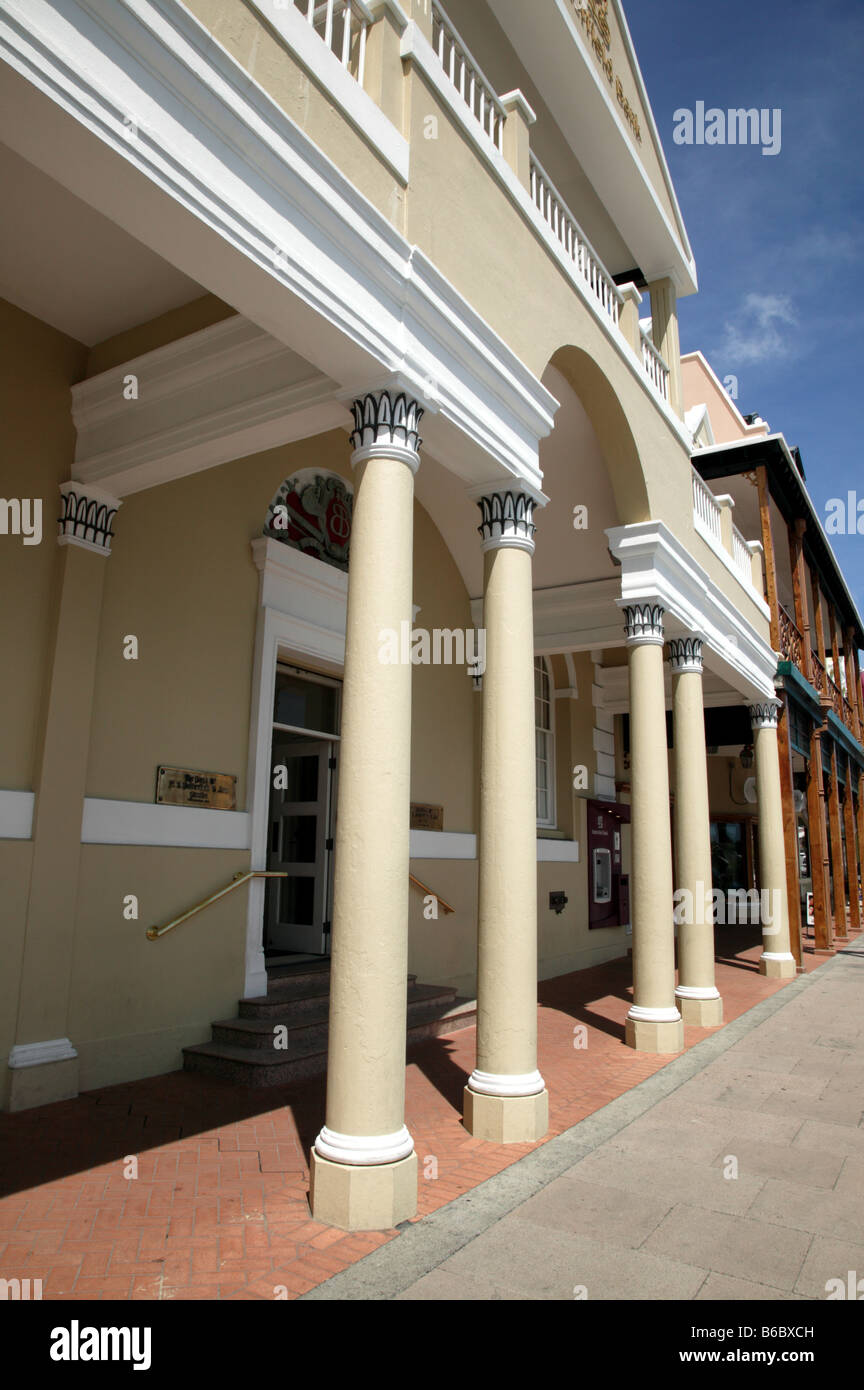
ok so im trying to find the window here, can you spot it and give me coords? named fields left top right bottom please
left=535, top=657, right=556, bottom=827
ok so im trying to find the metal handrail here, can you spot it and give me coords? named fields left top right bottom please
left=409, top=873, right=455, bottom=914
left=146, top=871, right=287, bottom=940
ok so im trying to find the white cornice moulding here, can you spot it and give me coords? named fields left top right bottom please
left=0, top=789, right=34, bottom=839
left=606, top=520, right=777, bottom=700
left=0, top=0, right=556, bottom=491
left=9, top=1039, right=78, bottom=1068
left=81, top=798, right=251, bottom=849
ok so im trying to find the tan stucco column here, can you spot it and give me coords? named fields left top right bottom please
left=669, top=638, right=723, bottom=1026
left=463, top=488, right=549, bottom=1143
left=623, top=603, right=683, bottom=1053
left=6, top=482, right=121, bottom=1112
left=749, top=701, right=797, bottom=977
left=309, top=391, right=422, bottom=1231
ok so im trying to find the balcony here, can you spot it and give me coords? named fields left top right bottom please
left=691, top=467, right=762, bottom=597
left=778, top=605, right=860, bottom=741
left=284, top=0, right=675, bottom=411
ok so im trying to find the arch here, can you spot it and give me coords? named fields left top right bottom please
left=264, top=468, right=354, bottom=572
left=547, top=346, right=650, bottom=526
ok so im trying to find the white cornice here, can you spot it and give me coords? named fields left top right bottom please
left=606, top=520, right=777, bottom=700
left=0, top=0, right=558, bottom=491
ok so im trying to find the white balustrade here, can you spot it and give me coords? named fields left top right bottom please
left=529, top=154, right=622, bottom=329
left=431, top=0, right=506, bottom=152
left=731, top=525, right=753, bottom=585
left=692, top=467, right=723, bottom=543
left=640, top=327, right=670, bottom=402
left=293, top=0, right=372, bottom=84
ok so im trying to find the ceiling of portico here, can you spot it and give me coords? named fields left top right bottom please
left=0, top=142, right=202, bottom=344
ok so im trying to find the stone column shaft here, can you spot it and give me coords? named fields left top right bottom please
left=750, top=702, right=796, bottom=978
left=624, top=603, right=683, bottom=1053
left=310, top=391, right=422, bottom=1231
left=463, top=488, right=548, bottom=1143
left=670, top=639, right=722, bottom=1026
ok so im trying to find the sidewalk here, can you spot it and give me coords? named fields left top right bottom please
left=0, top=930, right=834, bottom=1300
left=305, top=946, right=864, bottom=1301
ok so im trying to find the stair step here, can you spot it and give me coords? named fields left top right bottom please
left=213, top=985, right=458, bottom=1050
left=182, top=997, right=476, bottom=1087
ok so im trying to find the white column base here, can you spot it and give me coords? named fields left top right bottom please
left=625, top=1006, right=684, bottom=1053
left=313, top=1124, right=414, bottom=1166
left=675, top=986, right=723, bottom=1026
left=467, top=1068, right=545, bottom=1098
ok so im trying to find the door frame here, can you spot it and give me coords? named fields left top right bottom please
left=244, top=538, right=347, bottom=998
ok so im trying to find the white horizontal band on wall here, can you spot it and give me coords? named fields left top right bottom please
left=80, top=799, right=252, bottom=850
left=537, top=838, right=580, bottom=862
left=0, top=790, right=34, bottom=839
left=410, top=830, right=476, bottom=859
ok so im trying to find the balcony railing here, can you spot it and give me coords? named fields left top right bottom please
left=291, top=0, right=372, bottom=82
left=431, top=0, right=506, bottom=152
left=692, top=469, right=722, bottom=542
left=640, top=326, right=670, bottom=402
left=691, top=468, right=760, bottom=593
left=810, top=651, right=826, bottom=695
left=529, top=155, right=622, bottom=328
left=778, top=604, right=804, bottom=669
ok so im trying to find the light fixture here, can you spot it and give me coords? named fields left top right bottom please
left=740, top=744, right=754, bottom=770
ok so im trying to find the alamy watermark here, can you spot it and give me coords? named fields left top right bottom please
left=673, top=102, right=781, bottom=157
left=378, top=623, right=485, bottom=676
left=0, top=497, right=42, bottom=545
left=824, top=491, right=864, bottom=536
left=673, top=882, right=781, bottom=931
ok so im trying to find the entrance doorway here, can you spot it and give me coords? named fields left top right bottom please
left=265, top=665, right=340, bottom=957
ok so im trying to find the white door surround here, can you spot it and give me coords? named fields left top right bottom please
left=244, top=537, right=347, bottom=997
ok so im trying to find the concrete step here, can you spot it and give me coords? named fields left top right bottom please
left=183, top=995, right=476, bottom=1088
left=216, top=983, right=456, bottom=1049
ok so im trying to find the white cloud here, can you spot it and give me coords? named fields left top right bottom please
left=713, top=293, right=799, bottom=366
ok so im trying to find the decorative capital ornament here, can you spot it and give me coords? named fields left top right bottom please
left=623, top=602, right=665, bottom=646
left=748, top=701, right=780, bottom=731
left=349, top=391, right=423, bottom=471
left=668, top=636, right=703, bottom=674
left=475, top=490, right=536, bottom=554
left=57, top=482, right=121, bottom=556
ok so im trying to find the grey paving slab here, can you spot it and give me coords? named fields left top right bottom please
left=695, top=1272, right=807, bottom=1301
left=706, top=1138, right=845, bottom=1191
left=571, top=1145, right=765, bottom=1216
left=794, top=1233, right=864, bottom=1299
left=435, top=1220, right=709, bottom=1301
left=641, top=1202, right=812, bottom=1290
left=301, top=955, right=863, bottom=1301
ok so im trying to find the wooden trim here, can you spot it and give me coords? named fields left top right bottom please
left=844, top=628, right=862, bottom=741
left=788, top=520, right=813, bottom=682
left=409, top=874, right=455, bottom=914
left=842, top=760, right=861, bottom=931
left=811, top=572, right=828, bottom=669
left=828, top=743, right=848, bottom=939
left=756, top=465, right=780, bottom=650
left=807, top=727, right=833, bottom=952
left=777, top=696, right=803, bottom=966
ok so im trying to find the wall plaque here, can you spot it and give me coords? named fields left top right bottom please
left=156, top=766, right=237, bottom=811
left=410, top=802, right=444, bottom=832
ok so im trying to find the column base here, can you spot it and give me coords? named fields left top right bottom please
left=462, top=1086, right=549, bottom=1143
left=758, top=953, right=797, bottom=979
left=309, top=1150, right=418, bottom=1231
left=625, top=1015, right=684, bottom=1053
left=676, top=993, right=724, bottom=1027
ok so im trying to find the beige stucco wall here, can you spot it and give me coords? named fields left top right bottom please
left=0, top=299, right=86, bottom=790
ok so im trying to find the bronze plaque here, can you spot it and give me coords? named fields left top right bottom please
left=410, top=802, right=443, bottom=832
left=156, top=766, right=237, bottom=811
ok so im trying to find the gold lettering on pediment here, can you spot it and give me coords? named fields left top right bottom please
left=569, top=0, right=642, bottom=143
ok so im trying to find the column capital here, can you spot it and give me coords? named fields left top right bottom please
left=622, top=601, right=665, bottom=646
left=472, top=488, right=537, bottom=555
left=668, top=636, right=703, bottom=674
left=349, top=390, right=423, bottom=472
left=57, top=482, right=121, bottom=556
left=748, top=699, right=781, bottom=730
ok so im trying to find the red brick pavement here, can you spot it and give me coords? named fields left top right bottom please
left=0, top=928, right=840, bottom=1301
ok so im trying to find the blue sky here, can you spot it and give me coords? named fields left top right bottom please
left=626, top=0, right=864, bottom=612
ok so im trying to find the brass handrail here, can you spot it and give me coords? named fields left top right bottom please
left=409, top=873, right=455, bottom=915
left=146, top=870, right=287, bottom=940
